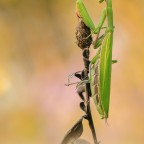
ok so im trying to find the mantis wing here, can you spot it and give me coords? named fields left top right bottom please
left=99, top=32, right=113, bottom=118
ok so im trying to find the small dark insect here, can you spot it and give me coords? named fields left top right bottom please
left=76, top=19, right=92, bottom=49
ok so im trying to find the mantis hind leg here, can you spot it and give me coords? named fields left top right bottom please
left=66, top=71, right=82, bottom=86
left=65, top=71, right=86, bottom=100
left=66, top=68, right=89, bottom=86
left=66, top=70, right=91, bottom=100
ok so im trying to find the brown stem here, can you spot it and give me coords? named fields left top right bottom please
left=82, top=48, right=98, bottom=144
left=85, top=77, right=98, bottom=144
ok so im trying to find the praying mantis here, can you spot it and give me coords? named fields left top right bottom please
left=75, top=0, right=116, bottom=119
left=62, top=0, right=116, bottom=143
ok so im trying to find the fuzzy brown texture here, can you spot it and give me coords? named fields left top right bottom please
left=76, top=19, right=92, bottom=49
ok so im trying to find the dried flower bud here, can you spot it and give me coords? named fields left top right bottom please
left=76, top=19, right=92, bottom=49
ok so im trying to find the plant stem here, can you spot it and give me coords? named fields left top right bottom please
left=82, top=48, right=98, bottom=144
left=86, top=84, right=98, bottom=144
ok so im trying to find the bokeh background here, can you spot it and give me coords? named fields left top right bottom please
left=0, top=0, right=144, bottom=144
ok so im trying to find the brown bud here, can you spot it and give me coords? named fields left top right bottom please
left=76, top=19, right=92, bottom=49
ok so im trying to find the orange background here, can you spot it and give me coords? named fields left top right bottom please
left=0, top=0, right=144, bottom=144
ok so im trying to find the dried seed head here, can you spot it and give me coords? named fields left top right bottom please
left=76, top=19, right=92, bottom=49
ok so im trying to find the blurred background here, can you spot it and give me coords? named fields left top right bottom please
left=0, top=0, right=144, bottom=144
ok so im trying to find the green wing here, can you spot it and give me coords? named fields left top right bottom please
left=99, top=32, right=113, bottom=118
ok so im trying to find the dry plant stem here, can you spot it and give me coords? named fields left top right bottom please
left=86, top=84, right=98, bottom=144
left=83, top=49, right=98, bottom=144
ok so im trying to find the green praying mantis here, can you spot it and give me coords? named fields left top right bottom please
left=76, top=0, right=116, bottom=119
